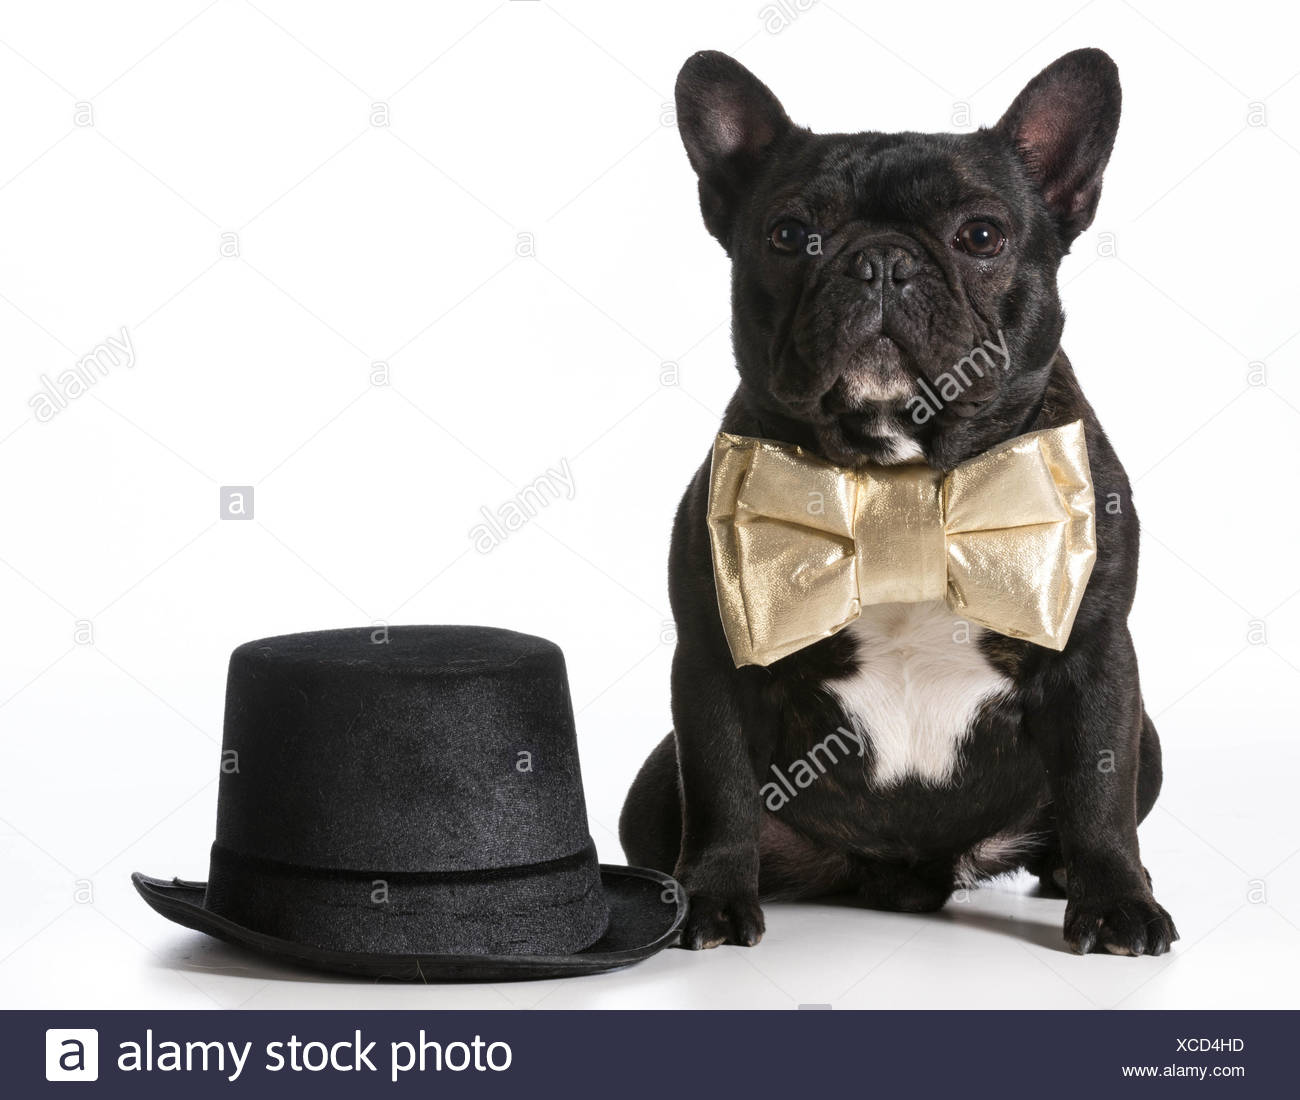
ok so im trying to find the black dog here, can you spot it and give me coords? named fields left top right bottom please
left=620, top=48, right=1178, bottom=956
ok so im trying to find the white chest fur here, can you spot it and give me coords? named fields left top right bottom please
left=824, top=602, right=1012, bottom=787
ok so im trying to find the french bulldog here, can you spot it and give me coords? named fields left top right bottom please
left=619, top=48, right=1178, bottom=956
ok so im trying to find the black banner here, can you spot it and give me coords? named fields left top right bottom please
left=15, top=1009, right=1293, bottom=1096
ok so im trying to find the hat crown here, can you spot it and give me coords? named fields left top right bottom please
left=215, top=625, right=591, bottom=873
left=134, top=624, right=687, bottom=969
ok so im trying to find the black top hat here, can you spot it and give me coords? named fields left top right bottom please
left=133, top=626, right=685, bottom=980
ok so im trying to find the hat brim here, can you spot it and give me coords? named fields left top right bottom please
left=133, top=865, right=685, bottom=982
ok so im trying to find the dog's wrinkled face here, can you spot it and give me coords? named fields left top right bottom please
left=676, top=49, right=1121, bottom=466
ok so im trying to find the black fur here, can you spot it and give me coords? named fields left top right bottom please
left=619, top=49, right=1177, bottom=956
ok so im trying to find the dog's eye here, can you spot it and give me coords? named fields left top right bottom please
left=954, top=220, right=1005, bottom=257
left=769, top=219, right=809, bottom=254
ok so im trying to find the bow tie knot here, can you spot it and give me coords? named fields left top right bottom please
left=707, top=421, right=1097, bottom=667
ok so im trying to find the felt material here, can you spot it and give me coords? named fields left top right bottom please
left=133, top=625, right=686, bottom=977
left=132, top=866, right=686, bottom=981
left=218, top=626, right=591, bottom=870
left=202, top=839, right=609, bottom=956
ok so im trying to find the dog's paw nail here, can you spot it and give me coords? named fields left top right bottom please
left=1064, top=894, right=1177, bottom=957
left=678, top=894, right=765, bottom=950
left=1068, top=929, right=1097, bottom=955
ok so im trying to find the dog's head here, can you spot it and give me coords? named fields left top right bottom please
left=676, top=49, right=1120, bottom=466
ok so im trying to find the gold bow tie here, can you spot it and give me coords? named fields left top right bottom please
left=707, top=421, right=1097, bottom=667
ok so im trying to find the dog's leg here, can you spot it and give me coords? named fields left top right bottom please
left=1030, top=706, right=1163, bottom=898
left=1136, top=708, right=1163, bottom=823
left=1027, top=630, right=1178, bottom=956
left=619, top=731, right=682, bottom=874
left=668, top=644, right=769, bottom=949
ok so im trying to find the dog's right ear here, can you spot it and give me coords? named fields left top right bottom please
left=994, top=48, right=1121, bottom=245
left=675, top=51, right=794, bottom=252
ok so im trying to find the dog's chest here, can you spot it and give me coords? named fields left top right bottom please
left=822, top=602, right=1012, bottom=786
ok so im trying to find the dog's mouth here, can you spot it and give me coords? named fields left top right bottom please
left=811, top=402, right=925, bottom=467
left=836, top=336, right=917, bottom=404
left=838, top=412, right=892, bottom=448
left=777, top=322, right=1010, bottom=466
left=807, top=346, right=926, bottom=466
left=799, top=321, right=1010, bottom=463
left=837, top=419, right=924, bottom=466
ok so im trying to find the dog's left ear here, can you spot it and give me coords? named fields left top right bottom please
left=995, top=48, right=1121, bottom=244
left=675, top=51, right=795, bottom=252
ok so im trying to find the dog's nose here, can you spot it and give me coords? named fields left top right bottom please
left=847, top=246, right=916, bottom=286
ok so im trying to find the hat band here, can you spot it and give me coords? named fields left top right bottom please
left=203, top=839, right=610, bottom=957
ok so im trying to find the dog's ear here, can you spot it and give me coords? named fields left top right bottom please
left=675, top=51, right=794, bottom=251
left=994, top=48, right=1121, bottom=245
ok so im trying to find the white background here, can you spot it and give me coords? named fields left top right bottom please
left=1, top=0, right=1297, bottom=1010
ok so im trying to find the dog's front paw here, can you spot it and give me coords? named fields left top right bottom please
left=679, top=893, right=765, bottom=949
left=1064, top=892, right=1179, bottom=956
